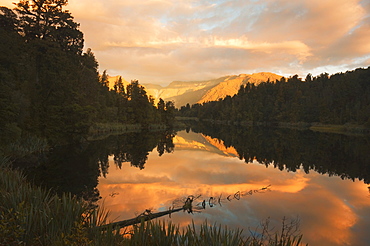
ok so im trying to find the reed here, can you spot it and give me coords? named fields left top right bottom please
left=246, top=217, right=307, bottom=246
left=87, top=123, right=144, bottom=140
left=0, top=161, right=126, bottom=245
left=123, top=219, right=306, bottom=246
left=88, top=123, right=142, bottom=134
left=98, top=217, right=246, bottom=246
left=179, top=221, right=244, bottom=246
left=4, top=135, right=48, bottom=158
left=0, top=166, right=84, bottom=245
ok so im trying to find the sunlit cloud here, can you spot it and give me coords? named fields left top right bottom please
left=1, top=0, right=369, bottom=84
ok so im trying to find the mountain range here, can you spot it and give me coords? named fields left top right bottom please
left=107, top=72, right=282, bottom=107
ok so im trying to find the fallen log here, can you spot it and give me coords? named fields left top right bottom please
left=98, top=207, right=183, bottom=230
left=98, top=197, right=195, bottom=230
left=97, top=186, right=270, bottom=230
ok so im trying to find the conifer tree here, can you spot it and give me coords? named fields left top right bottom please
left=14, top=0, right=83, bottom=54
left=99, top=70, right=109, bottom=88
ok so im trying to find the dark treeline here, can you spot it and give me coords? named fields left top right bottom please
left=179, top=68, right=370, bottom=126
left=188, top=122, right=370, bottom=184
left=0, top=1, right=174, bottom=148
left=19, top=130, right=175, bottom=204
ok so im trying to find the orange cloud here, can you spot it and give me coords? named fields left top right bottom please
left=1, top=0, right=369, bottom=84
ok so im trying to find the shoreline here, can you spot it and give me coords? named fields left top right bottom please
left=176, top=117, right=370, bottom=136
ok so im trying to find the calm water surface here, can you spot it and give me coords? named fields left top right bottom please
left=97, top=130, right=370, bottom=246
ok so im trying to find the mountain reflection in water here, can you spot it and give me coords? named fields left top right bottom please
left=97, top=129, right=370, bottom=246
left=21, top=127, right=370, bottom=246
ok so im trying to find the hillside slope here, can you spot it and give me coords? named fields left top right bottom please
left=109, top=72, right=282, bottom=107
left=198, top=72, right=282, bottom=104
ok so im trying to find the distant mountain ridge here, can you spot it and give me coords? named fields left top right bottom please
left=108, top=72, right=282, bottom=107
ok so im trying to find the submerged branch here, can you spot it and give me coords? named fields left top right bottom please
left=98, top=207, right=183, bottom=230
left=98, top=185, right=271, bottom=230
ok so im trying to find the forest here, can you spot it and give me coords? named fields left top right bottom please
left=0, top=1, right=175, bottom=149
left=179, top=67, right=370, bottom=127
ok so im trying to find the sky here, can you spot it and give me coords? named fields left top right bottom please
left=1, top=0, right=370, bottom=86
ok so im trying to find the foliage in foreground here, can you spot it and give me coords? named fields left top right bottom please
left=0, top=159, right=89, bottom=245
left=124, top=219, right=306, bottom=246
left=0, top=158, right=306, bottom=245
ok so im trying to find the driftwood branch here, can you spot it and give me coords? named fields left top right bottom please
left=98, top=197, right=195, bottom=230
left=97, top=185, right=271, bottom=230
left=98, top=207, right=183, bottom=230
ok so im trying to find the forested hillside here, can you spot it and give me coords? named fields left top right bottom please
left=142, top=72, right=282, bottom=107
left=0, top=1, right=174, bottom=147
left=179, top=68, right=370, bottom=126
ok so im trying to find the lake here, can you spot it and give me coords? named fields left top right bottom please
left=25, top=126, right=370, bottom=246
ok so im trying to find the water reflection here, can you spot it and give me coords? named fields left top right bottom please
left=21, top=126, right=370, bottom=245
left=111, top=130, right=175, bottom=170
left=97, top=129, right=370, bottom=246
left=190, top=123, right=370, bottom=183
left=23, top=130, right=175, bottom=202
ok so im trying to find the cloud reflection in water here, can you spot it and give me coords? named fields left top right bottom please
left=98, top=131, right=370, bottom=246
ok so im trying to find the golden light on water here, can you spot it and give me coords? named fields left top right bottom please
left=97, top=131, right=370, bottom=246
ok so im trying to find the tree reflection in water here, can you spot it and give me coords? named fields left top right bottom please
left=21, top=124, right=370, bottom=217
left=22, top=130, right=176, bottom=206
left=95, top=126, right=369, bottom=246
left=112, top=130, right=175, bottom=170
left=189, top=122, right=370, bottom=184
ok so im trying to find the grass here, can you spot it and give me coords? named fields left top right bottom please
left=309, top=123, right=370, bottom=135
left=0, top=161, right=87, bottom=245
left=87, top=122, right=170, bottom=140
left=112, top=219, right=307, bottom=246
left=0, top=157, right=115, bottom=245
left=0, top=157, right=307, bottom=245
left=309, top=124, right=347, bottom=134
left=89, top=123, right=140, bottom=132
left=175, top=116, right=199, bottom=121
left=1, top=134, right=49, bottom=160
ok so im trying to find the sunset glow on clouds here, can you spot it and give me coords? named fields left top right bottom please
left=1, top=0, right=369, bottom=85
left=97, top=136, right=370, bottom=246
